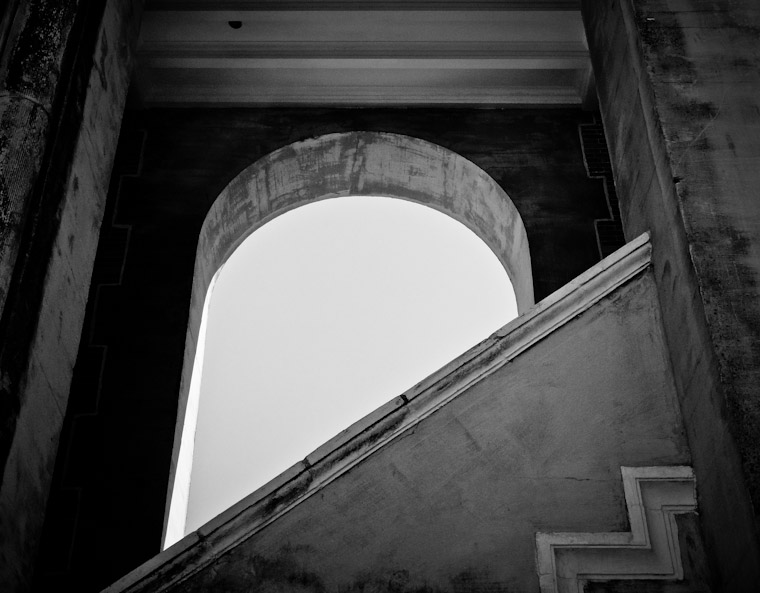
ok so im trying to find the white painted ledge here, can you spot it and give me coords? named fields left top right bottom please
left=535, top=466, right=697, bottom=593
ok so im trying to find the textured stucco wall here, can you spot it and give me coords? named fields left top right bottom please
left=583, top=0, right=760, bottom=589
left=155, top=261, right=689, bottom=592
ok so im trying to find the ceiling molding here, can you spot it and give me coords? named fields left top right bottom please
left=146, top=1, right=582, bottom=11
left=138, top=85, right=586, bottom=107
left=135, top=6, right=593, bottom=107
left=140, top=41, right=589, bottom=60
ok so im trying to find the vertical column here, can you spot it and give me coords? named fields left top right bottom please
left=583, top=0, right=760, bottom=589
left=0, top=1, right=141, bottom=590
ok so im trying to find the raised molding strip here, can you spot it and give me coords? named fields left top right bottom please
left=535, top=466, right=697, bottom=593
left=103, top=233, right=653, bottom=593
left=147, top=2, right=582, bottom=11
left=135, top=8, right=590, bottom=106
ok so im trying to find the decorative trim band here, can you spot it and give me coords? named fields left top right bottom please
left=139, top=41, right=589, bottom=61
left=535, top=466, right=697, bottom=593
left=146, top=2, right=581, bottom=12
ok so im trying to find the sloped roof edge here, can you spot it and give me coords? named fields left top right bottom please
left=103, top=232, right=652, bottom=593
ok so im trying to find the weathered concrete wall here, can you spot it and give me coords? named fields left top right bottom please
left=104, top=239, right=692, bottom=593
left=582, top=0, right=760, bottom=589
left=0, top=1, right=141, bottom=591
left=0, top=0, right=77, bottom=317
left=34, top=107, right=617, bottom=591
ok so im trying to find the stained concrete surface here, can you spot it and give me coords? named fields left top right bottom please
left=0, top=1, right=141, bottom=591
left=583, top=0, right=760, bottom=588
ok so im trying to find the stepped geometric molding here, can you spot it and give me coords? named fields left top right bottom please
left=535, top=466, right=697, bottom=593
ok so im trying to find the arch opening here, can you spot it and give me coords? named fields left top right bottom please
left=163, top=132, right=534, bottom=549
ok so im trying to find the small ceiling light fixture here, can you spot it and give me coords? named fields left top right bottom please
left=228, top=21, right=242, bottom=29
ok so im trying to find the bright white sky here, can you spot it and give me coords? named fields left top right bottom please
left=185, top=196, right=518, bottom=532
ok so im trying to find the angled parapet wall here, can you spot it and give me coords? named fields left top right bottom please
left=103, top=233, right=696, bottom=593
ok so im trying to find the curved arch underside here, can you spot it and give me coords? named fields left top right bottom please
left=199, top=132, right=533, bottom=313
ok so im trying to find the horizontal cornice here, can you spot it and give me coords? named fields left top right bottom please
left=140, top=41, right=589, bottom=62
left=138, top=86, right=584, bottom=107
left=146, top=1, right=582, bottom=11
left=134, top=6, right=592, bottom=106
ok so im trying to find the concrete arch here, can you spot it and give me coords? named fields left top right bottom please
left=163, top=131, right=533, bottom=544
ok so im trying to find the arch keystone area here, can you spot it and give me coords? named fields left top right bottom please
left=163, top=131, right=533, bottom=545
